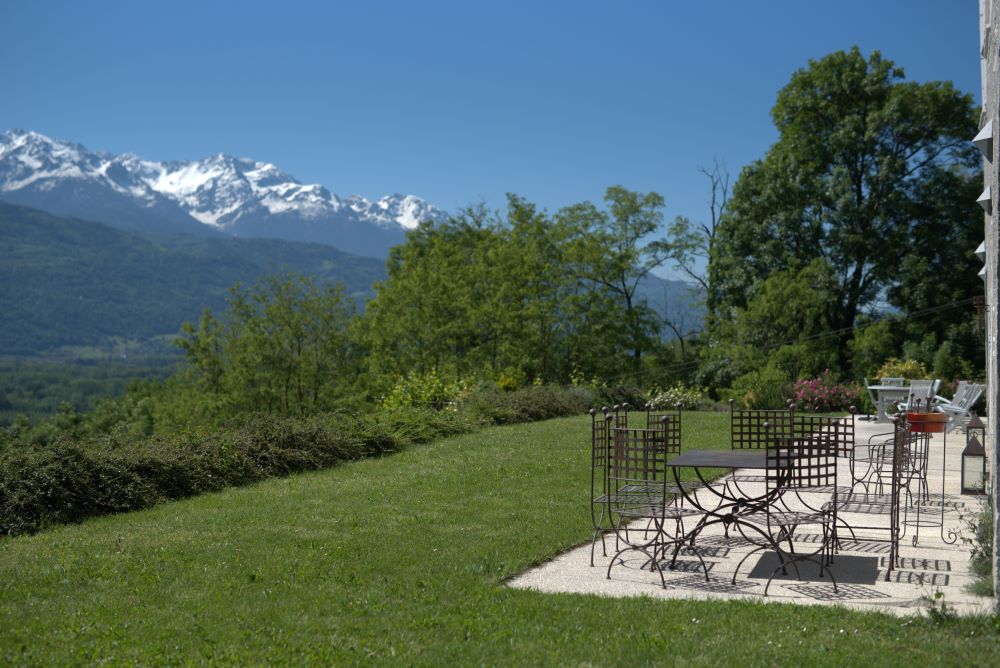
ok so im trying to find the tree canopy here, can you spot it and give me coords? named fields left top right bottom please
left=709, top=47, right=980, bottom=374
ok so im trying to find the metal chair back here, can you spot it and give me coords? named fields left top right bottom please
left=590, top=408, right=612, bottom=486
left=645, top=405, right=682, bottom=455
left=766, top=415, right=843, bottom=491
left=609, top=427, right=672, bottom=486
left=731, top=405, right=794, bottom=450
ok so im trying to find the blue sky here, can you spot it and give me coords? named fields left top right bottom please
left=0, top=1, right=980, bottom=237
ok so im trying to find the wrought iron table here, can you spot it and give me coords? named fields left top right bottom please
left=666, top=449, right=780, bottom=547
left=667, top=447, right=839, bottom=595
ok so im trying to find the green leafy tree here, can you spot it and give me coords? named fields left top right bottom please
left=848, top=318, right=899, bottom=379
left=710, top=47, right=978, bottom=371
left=499, top=195, right=578, bottom=382
left=176, top=274, right=358, bottom=417
left=889, top=163, right=985, bottom=376
left=362, top=208, right=506, bottom=383
left=699, top=259, right=839, bottom=392
left=558, top=186, right=669, bottom=376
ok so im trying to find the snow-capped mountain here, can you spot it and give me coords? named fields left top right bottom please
left=0, top=129, right=448, bottom=257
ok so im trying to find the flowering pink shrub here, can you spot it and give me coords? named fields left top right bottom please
left=792, top=370, right=862, bottom=413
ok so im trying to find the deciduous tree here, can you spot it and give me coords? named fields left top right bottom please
left=710, top=47, right=978, bottom=370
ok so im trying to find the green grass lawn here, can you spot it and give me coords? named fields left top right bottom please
left=1, top=412, right=997, bottom=665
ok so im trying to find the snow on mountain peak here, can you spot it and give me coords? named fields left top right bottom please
left=0, top=129, right=448, bottom=233
left=377, top=194, right=437, bottom=230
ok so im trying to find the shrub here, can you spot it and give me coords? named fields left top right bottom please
left=792, top=370, right=862, bottom=413
left=0, top=384, right=596, bottom=538
left=647, top=384, right=705, bottom=410
left=590, top=383, right=647, bottom=411
left=495, top=368, right=527, bottom=392
left=460, top=384, right=593, bottom=425
left=727, top=365, right=792, bottom=409
left=964, top=497, right=993, bottom=596
left=380, top=371, right=471, bottom=411
left=875, top=358, right=930, bottom=380
left=0, top=409, right=476, bottom=538
left=360, top=406, right=476, bottom=446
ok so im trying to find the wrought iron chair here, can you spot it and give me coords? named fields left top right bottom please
left=827, top=417, right=908, bottom=581
left=590, top=403, right=675, bottom=565
left=589, top=407, right=613, bottom=566
left=731, top=417, right=843, bottom=596
left=727, top=401, right=795, bottom=486
left=850, top=423, right=929, bottom=501
left=605, top=421, right=708, bottom=586
left=781, top=411, right=857, bottom=545
left=645, top=403, right=700, bottom=495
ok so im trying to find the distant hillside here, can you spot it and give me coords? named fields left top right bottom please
left=0, top=202, right=387, bottom=355
left=635, top=274, right=705, bottom=340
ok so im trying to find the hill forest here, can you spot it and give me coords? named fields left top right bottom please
left=0, top=49, right=986, bottom=535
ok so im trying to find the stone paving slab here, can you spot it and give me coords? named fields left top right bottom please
left=508, top=418, right=994, bottom=617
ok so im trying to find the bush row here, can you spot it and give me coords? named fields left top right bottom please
left=461, top=385, right=594, bottom=424
left=0, top=385, right=590, bottom=537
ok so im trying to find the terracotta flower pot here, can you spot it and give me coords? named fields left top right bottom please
left=907, top=412, right=947, bottom=433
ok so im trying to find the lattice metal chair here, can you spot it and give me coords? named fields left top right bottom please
left=780, top=411, right=858, bottom=546
left=727, top=400, right=795, bottom=487
left=589, top=407, right=614, bottom=566
left=826, top=416, right=908, bottom=581
left=644, top=403, right=702, bottom=496
left=589, top=403, right=670, bottom=565
left=852, top=424, right=930, bottom=503
left=605, top=421, right=708, bottom=586
left=732, top=418, right=843, bottom=596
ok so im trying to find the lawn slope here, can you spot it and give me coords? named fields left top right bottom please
left=0, top=413, right=996, bottom=665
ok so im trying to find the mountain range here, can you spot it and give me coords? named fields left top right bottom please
left=0, top=129, right=448, bottom=258
left=0, top=130, right=703, bottom=357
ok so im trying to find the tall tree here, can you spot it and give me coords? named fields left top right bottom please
left=499, top=194, right=578, bottom=382
left=665, top=159, right=730, bottom=327
left=176, top=274, right=357, bottom=416
left=710, top=47, right=978, bottom=368
left=362, top=208, right=506, bottom=382
left=558, top=186, right=669, bottom=376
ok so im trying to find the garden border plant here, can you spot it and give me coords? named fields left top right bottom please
left=0, top=384, right=595, bottom=537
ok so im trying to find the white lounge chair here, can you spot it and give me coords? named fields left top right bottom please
left=897, top=379, right=940, bottom=413
left=933, top=381, right=986, bottom=430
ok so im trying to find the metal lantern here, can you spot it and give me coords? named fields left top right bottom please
left=961, top=414, right=988, bottom=495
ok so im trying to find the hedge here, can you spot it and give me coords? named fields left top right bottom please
left=0, top=385, right=592, bottom=537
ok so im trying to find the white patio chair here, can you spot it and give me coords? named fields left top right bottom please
left=897, top=379, right=939, bottom=413
left=933, top=382, right=986, bottom=431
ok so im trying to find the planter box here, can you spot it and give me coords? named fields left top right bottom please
left=907, top=412, right=948, bottom=433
